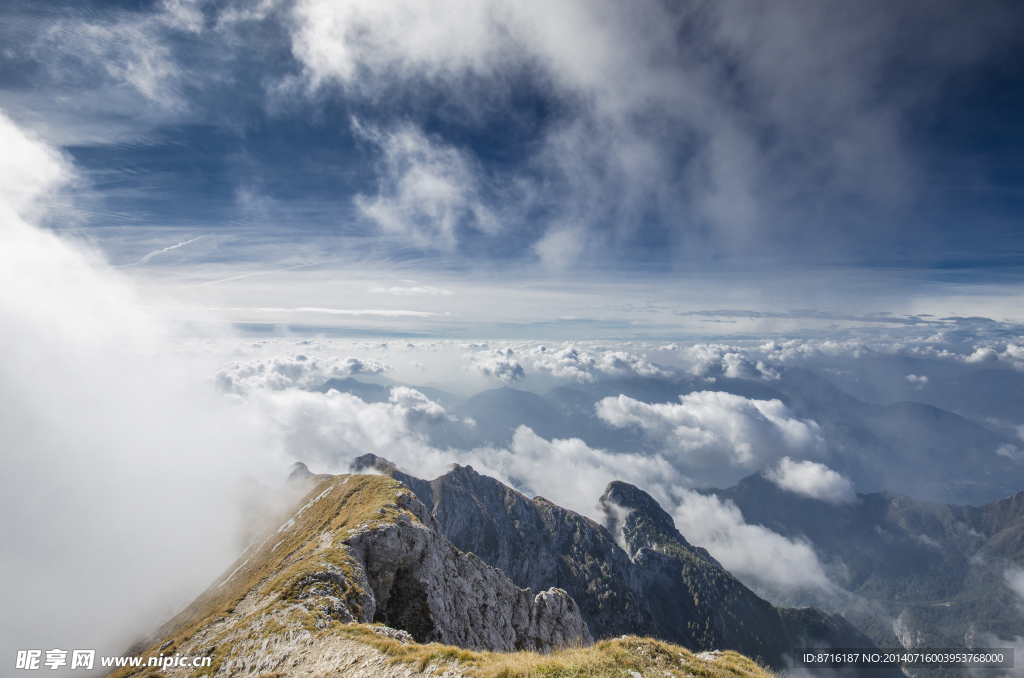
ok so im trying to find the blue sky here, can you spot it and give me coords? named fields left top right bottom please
left=4, top=0, right=1024, bottom=336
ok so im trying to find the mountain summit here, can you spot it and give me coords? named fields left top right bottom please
left=355, top=454, right=890, bottom=671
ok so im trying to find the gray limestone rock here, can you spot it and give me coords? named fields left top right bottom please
left=344, top=490, right=593, bottom=651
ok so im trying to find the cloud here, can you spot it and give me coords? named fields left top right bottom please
left=686, top=344, right=780, bottom=380
left=38, top=0, right=201, bottom=112
left=765, top=457, right=856, bottom=504
left=597, top=391, right=826, bottom=468
left=243, top=388, right=449, bottom=476
left=526, top=344, right=672, bottom=382
left=389, top=386, right=449, bottom=424
left=466, top=349, right=525, bottom=382
left=0, top=110, right=284, bottom=663
left=1007, top=567, right=1024, bottom=604
left=996, top=444, right=1024, bottom=463
left=469, top=427, right=686, bottom=519
left=353, top=121, right=498, bottom=249
left=214, top=354, right=392, bottom=395
left=370, top=285, right=454, bottom=296
left=671, top=491, right=838, bottom=595
left=905, top=374, right=928, bottom=388
left=283, top=0, right=1024, bottom=263
left=134, top=234, right=206, bottom=265
left=965, top=347, right=999, bottom=363
left=0, top=111, right=73, bottom=220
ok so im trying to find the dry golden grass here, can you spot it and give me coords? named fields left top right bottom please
left=108, top=474, right=416, bottom=678
left=107, top=474, right=778, bottom=678
left=341, top=624, right=778, bottom=678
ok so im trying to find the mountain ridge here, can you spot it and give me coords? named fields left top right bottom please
left=353, top=454, right=894, bottom=672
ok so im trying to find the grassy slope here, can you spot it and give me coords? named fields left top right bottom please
left=109, top=473, right=412, bottom=677
left=107, top=474, right=780, bottom=678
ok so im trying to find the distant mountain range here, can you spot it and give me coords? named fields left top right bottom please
left=698, top=471, right=1024, bottom=650
left=319, top=366, right=1024, bottom=505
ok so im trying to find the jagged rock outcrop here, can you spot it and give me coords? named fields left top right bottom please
left=287, top=460, right=315, bottom=483
left=893, top=610, right=956, bottom=650
left=352, top=454, right=658, bottom=640
left=345, top=489, right=592, bottom=651
left=113, top=473, right=590, bottom=678
left=355, top=454, right=898, bottom=672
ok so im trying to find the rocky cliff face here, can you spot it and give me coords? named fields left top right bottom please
left=113, top=473, right=591, bottom=678
left=353, top=454, right=889, bottom=671
left=344, top=487, right=591, bottom=651
left=600, top=480, right=792, bottom=660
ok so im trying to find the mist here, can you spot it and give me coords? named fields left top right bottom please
left=0, top=112, right=289, bottom=666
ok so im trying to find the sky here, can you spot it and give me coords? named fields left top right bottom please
left=3, top=0, right=1024, bottom=337
left=4, top=0, right=1024, bottom=671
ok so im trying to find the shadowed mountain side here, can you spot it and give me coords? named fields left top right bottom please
left=806, top=354, right=1024, bottom=425
left=701, top=472, right=1024, bottom=648
left=600, top=480, right=790, bottom=656
left=353, top=454, right=897, bottom=673
left=351, top=454, right=658, bottom=641
left=311, top=377, right=393, bottom=402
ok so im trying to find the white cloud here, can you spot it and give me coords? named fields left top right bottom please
left=595, top=351, right=673, bottom=378
left=214, top=354, right=392, bottom=395
left=244, top=388, right=449, bottom=476
left=905, top=373, right=928, bottom=389
left=764, top=457, right=856, bottom=504
left=353, top=121, right=497, bottom=249
left=527, top=344, right=671, bottom=382
left=533, top=225, right=589, bottom=270
left=671, top=492, right=838, bottom=595
left=370, top=285, right=454, bottom=296
left=388, top=386, right=449, bottom=424
left=40, top=0, right=202, bottom=113
left=686, top=344, right=779, bottom=380
left=466, top=349, right=525, bottom=382
left=468, top=427, right=686, bottom=519
left=597, top=391, right=826, bottom=468
left=0, top=110, right=284, bottom=664
left=997, top=444, right=1024, bottom=463
left=1006, top=567, right=1024, bottom=612
left=0, top=111, right=72, bottom=220
left=965, top=347, right=999, bottom=363
left=281, top=0, right=1013, bottom=261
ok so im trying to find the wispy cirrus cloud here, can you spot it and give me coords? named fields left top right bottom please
left=370, top=285, right=454, bottom=296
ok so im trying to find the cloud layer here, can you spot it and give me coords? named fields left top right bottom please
left=214, top=354, right=392, bottom=395
left=597, top=391, right=826, bottom=468
left=765, top=457, right=857, bottom=504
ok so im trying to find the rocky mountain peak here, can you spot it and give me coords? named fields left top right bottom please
left=358, top=456, right=889, bottom=670
left=600, top=481, right=721, bottom=570
left=287, top=461, right=314, bottom=484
